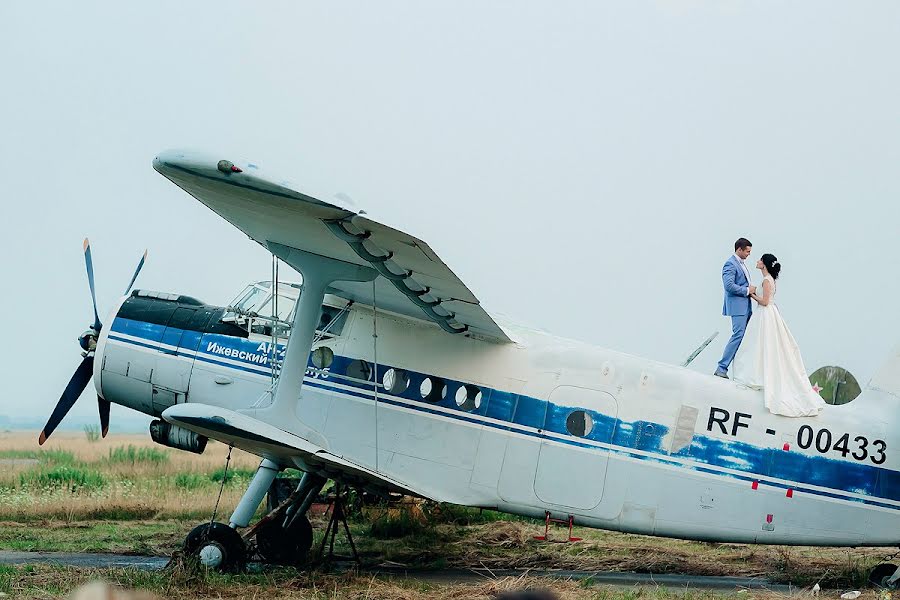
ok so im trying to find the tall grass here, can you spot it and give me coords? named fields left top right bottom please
left=0, top=432, right=261, bottom=521
left=369, top=508, right=428, bottom=539
left=0, top=449, right=76, bottom=464
left=0, top=565, right=13, bottom=595
left=20, top=465, right=106, bottom=491
left=83, top=425, right=100, bottom=443
left=106, top=445, right=169, bottom=465
left=173, top=473, right=207, bottom=490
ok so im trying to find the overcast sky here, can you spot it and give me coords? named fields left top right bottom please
left=1, top=1, right=898, bottom=430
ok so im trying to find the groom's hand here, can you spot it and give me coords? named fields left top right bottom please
left=748, top=285, right=757, bottom=295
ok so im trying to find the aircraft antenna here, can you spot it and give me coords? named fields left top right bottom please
left=682, top=331, right=719, bottom=367
left=372, top=279, right=380, bottom=471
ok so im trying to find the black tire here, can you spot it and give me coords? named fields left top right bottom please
left=870, top=563, right=898, bottom=589
left=183, top=522, right=247, bottom=573
left=256, top=514, right=313, bottom=565
left=267, top=478, right=302, bottom=512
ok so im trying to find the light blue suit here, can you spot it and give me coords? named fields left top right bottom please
left=717, top=255, right=752, bottom=374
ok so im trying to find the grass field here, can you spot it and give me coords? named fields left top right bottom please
left=0, top=432, right=260, bottom=522
left=0, top=431, right=895, bottom=599
left=0, top=565, right=805, bottom=600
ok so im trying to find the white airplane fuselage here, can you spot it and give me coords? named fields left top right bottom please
left=94, top=290, right=900, bottom=547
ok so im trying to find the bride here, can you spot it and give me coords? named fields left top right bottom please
left=733, top=253, right=825, bottom=417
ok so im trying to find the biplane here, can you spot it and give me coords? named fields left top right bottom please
left=41, top=150, right=900, bottom=585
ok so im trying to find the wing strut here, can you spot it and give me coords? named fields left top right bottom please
left=241, top=242, right=377, bottom=440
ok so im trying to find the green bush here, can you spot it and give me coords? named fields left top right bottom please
left=209, top=467, right=256, bottom=484
left=276, top=468, right=304, bottom=479
left=107, top=445, right=169, bottom=465
left=20, top=465, right=106, bottom=491
left=174, top=473, right=207, bottom=490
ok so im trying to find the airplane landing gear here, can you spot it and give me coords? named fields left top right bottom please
left=869, top=563, right=900, bottom=589
left=182, top=459, right=327, bottom=571
left=255, top=514, right=313, bottom=565
left=251, top=472, right=325, bottom=565
left=183, top=522, right=247, bottom=573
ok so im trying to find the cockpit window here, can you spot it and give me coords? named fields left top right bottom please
left=223, top=281, right=348, bottom=341
left=226, top=282, right=300, bottom=321
left=257, top=294, right=297, bottom=323
left=233, top=285, right=270, bottom=314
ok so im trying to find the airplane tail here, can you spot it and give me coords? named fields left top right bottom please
left=868, top=344, right=900, bottom=400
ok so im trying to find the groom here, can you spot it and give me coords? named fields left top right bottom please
left=715, top=238, right=757, bottom=378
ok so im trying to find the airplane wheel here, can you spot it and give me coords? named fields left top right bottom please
left=184, top=522, right=247, bottom=573
left=256, top=514, right=313, bottom=565
left=869, top=563, right=899, bottom=589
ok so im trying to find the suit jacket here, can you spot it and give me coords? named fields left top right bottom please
left=722, top=255, right=752, bottom=317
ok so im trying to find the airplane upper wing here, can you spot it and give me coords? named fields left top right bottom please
left=152, top=150, right=511, bottom=343
left=162, top=403, right=434, bottom=499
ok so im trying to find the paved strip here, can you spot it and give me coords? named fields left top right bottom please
left=0, top=551, right=795, bottom=592
left=0, top=551, right=169, bottom=570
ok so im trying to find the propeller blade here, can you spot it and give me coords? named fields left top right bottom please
left=124, top=249, right=148, bottom=295
left=39, top=356, right=94, bottom=445
left=83, top=238, right=102, bottom=331
left=98, top=396, right=111, bottom=438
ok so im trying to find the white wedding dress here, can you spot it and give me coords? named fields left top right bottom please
left=733, top=275, right=825, bottom=417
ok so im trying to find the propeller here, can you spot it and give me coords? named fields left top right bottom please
left=124, top=249, right=148, bottom=296
left=39, top=357, right=94, bottom=445
left=84, top=239, right=102, bottom=332
left=39, top=239, right=147, bottom=445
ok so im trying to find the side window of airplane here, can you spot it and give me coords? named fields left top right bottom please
left=566, top=410, right=594, bottom=438
left=420, top=377, right=447, bottom=402
left=383, top=369, right=411, bottom=394
left=346, top=359, right=374, bottom=382
left=317, top=305, right=348, bottom=337
left=455, top=384, right=483, bottom=411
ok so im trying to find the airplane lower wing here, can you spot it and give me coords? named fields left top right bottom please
left=161, top=403, right=433, bottom=500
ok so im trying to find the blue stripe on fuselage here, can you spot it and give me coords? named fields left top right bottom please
left=108, top=317, right=897, bottom=509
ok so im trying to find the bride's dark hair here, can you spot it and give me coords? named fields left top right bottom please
left=761, top=253, right=781, bottom=279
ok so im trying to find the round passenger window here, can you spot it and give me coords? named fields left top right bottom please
left=346, top=359, right=373, bottom=381
left=311, top=346, right=334, bottom=369
left=566, top=411, right=593, bottom=437
left=383, top=368, right=410, bottom=394
left=455, top=384, right=482, bottom=411
left=419, top=377, right=446, bottom=402
left=809, top=366, right=862, bottom=405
